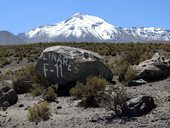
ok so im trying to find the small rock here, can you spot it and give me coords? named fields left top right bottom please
left=57, top=106, right=62, bottom=109
left=152, top=111, right=156, bottom=114
left=89, top=116, right=103, bottom=123
left=72, top=97, right=78, bottom=101
left=18, top=104, right=24, bottom=107
left=89, top=117, right=97, bottom=123
left=110, top=80, right=116, bottom=85
left=84, top=52, right=89, bottom=58
left=2, top=115, right=7, bottom=117
left=127, top=79, right=147, bottom=86
left=55, top=99, right=59, bottom=103
left=24, top=106, right=30, bottom=110
left=89, top=119, right=97, bottom=123
left=166, top=96, right=170, bottom=102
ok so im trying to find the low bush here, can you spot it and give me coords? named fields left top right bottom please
left=109, top=56, right=129, bottom=82
left=8, top=64, right=49, bottom=94
left=70, top=76, right=107, bottom=107
left=31, top=86, right=45, bottom=97
left=124, top=67, right=137, bottom=82
left=69, top=82, right=83, bottom=99
left=1, top=59, right=11, bottom=67
left=27, top=101, right=51, bottom=123
left=70, top=76, right=107, bottom=99
left=43, top=87, right=57, bottom=102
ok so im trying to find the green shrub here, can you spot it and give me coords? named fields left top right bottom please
left=69, top=82, right=84, bottom=98
left=27, top=101, right=51, bottom=123
left=70, top=76, right=107, bottom=99
left=8, top=64, right=49, bottom=93
left=12, top=65, right=36, bottom=94
left=31, top=86, right=45, bottom=97
left=124, top=67, right=137, bottom=81
left=70, top=76, right=107, bottom=107
left=1, top=59, right=11, bottom=66
left=12, top=69, right=30, bottom=93
left=32, top=74, right=50, bottom=86
left=109, top=56, right=129, bottom=82
left=43, top=87, right=57, bottom=102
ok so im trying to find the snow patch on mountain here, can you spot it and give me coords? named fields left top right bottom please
left=18, top=13, right=170, bottom=43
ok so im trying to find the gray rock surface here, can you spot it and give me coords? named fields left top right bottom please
left=127, top=79, right=147, bottom=86
left=130, top=53, right=170, bottom=82
left=122, top=95, right=156, bottom=117
left=35, top=46, right=113, bottom=85
left=0, top=80, right=18, bottom=107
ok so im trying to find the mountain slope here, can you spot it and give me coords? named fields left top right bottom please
left=18, top=13, right=170, bottom=43
left=0, top=31, right=25, bottom=45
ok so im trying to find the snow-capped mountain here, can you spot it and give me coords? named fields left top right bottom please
left=18, top=13, right=170, bottom=43
left=0, top=31, right=25, bottom=45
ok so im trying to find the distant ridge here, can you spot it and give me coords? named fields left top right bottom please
left=0, top=31, right=25, bottom=45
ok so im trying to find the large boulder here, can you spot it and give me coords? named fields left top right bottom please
left=122, top=95, right=156, bottom=117
left=35, top=46, right=113, bottom=85
left=0, top=80, right=18, bottom=107
left=129, top=53, right=170, bottom=82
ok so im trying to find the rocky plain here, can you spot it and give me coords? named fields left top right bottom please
left=0, top=43, right=170, bottom=128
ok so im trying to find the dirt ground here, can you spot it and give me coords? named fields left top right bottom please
left=0, top=77, right=170, bottom=128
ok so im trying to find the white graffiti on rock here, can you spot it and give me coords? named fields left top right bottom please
left=42, top=52, right=75, bottom=78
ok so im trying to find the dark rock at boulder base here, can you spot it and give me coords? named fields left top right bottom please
left=127, top=79, right=147, bottom=86
left=79, top=96, right=99, bottom=108
left=122, top=95, right=156, bottom=117
left=35, top=46, right=113, bottom=85
left=129, top=53, right=170, bottom=82
left=0, top=80, right=18, bottom=107
left=13, top=78, right=32, bottom=94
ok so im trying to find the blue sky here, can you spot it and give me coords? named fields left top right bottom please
left=0, top=0, right=169, bottom=34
